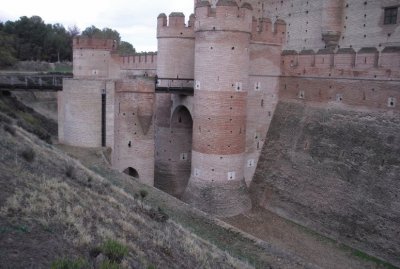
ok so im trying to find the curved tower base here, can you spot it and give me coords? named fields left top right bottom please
left=182, top=178, right=251, bottom=217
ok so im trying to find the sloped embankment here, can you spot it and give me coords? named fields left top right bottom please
left=251, top=100, right=400, bottom=267
left=0, top=97, right=253, bottom=268
left=0, top=93, right=312, bottom=268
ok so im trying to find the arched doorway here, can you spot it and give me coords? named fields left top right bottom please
left=154, top=105, right=193, bottom=198
left=123, top=167, right=139, bottom=178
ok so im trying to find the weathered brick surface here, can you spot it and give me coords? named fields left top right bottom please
left=245, top=42, right=282, bottom=184
left=194, top=31, right=251, bottom=91
left=280, top=76, right=400, bottom=111
left=73, top=49, right=112, bottom=79
left=282, top=50, right=400, bottom=79
left=193, top=91, right=247, bottom=154
left=73, top=37, right=157, bottom=80
left=183, top=175, right=252, bottom=217
left=112, top=79, right=155, bottom=186
left=251, top=100, right=400, bottom=267
left=61, top=79, right=105, bottom=147
left=105, top=81, right=115, bottom=149
left=236, top=0, right=400, bottom=51
left=183, top=3, right=252, bottom=216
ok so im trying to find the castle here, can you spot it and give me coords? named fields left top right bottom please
left=58, top=0, right=400, bottom=217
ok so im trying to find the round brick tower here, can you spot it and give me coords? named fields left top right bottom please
left=182, top=0, right=252, bottom=217
left=155, top=13, right=195, bottom=197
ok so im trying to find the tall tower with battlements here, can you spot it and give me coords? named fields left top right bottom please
left=182, top=0, right=253, bottom=217
left=154, top=13, right=196, bottom=197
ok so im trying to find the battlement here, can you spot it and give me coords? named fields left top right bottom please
left=251, top=17, right=287, bottom=45
left=194, top=1, right=253, bottom=33
left=281, top=46, right=400, bottom=79
left=117, top=52, right=157, bottom=70
left=157, top=12, right=195, bottom=38
left=73, top=37, right=118, bottom=51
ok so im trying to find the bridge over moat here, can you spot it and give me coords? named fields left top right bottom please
left=0, top=73, right=194, bottom=95
left=0, top=73, right=71, bottom=91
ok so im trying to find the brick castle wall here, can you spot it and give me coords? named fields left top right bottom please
left=280, top=49, right=400, bottom=110
left=60, top=79, right=105, bottom=147
left=112, top=79, right=155, bottom=186
left=206, top=0, right=400, bottom=51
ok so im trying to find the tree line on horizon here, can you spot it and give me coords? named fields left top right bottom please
left=0, top=15, right=136, bottom=67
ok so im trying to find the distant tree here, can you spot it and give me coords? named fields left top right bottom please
left=0, top=29, right=17, bottom=67
left=4, top=16, right=48, bottom=60
left=0, top=17, right=137, bottom=63
left=82, top=26, right=134, bottom=54
left=100, top=27, right=121, bottom=43
left=44, top=23, right=71, bottom=62
left=118, top=41, right=136, bottom=55
left=67, top=25, right=80, bottom=38
left=82, top=26, right=121, bottom=43
left=81, top=25, right=102, bottom=38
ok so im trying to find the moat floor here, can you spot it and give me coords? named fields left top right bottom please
left=223, top=207, right=389, bottom=269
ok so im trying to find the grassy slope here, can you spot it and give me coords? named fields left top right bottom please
left=0, top=93, right=309, bottom=268
left=0, top=94, right=252, bottom=269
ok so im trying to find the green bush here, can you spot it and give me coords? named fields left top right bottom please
left=20, top=147, right=35, bottom=162
left=99, top=259, right=122, bottom=269
left=101, top=239, right=129, bottom=263
left=51, top=257, right=88, bottom=269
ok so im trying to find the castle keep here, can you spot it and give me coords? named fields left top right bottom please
left=59, top=0, right=400, bottom=221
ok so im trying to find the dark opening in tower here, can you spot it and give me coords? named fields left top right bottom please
left=123, top=167, right=139, bottom=178
left=154, top=105, right=193, bottom=198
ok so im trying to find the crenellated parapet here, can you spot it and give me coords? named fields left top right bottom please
left=73, top=37, right=118, bottom=51
left=251, top=17, right=286, bottom=45
left=194, top=0, right=253, bottom=34
left=157, top=12, right=195, bottom=39
left=73, top=37, right=117, bottom=79
left=118, top=52, right=157, bottom=72
left=281, top=46, right=400, bottom=79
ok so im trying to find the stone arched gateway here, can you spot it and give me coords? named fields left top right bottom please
left=154, top=105, right=193, bottom=198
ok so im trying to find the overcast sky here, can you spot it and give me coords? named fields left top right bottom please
left=0, top=0, right=194, bottom=52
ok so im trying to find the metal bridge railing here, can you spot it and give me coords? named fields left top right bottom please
left=0, top=74, right=72, bottom=91
left=155, top=77, right=194, bottom=95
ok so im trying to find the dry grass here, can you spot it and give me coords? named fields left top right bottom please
left=0, top=122, right=253, bottom=269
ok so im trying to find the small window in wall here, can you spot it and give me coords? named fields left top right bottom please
left=298, top=90, right=305, bottom=99
left=384, top=7, right=398, bottom=25
left=235, top=82, right=242, bottom=91
left=180, top=153, right=188, bottom=161
left=247, top=159, right=255, bottom=167
left=228, top=171, right=236, bottom=180
left=388, top=97, right=396, bottom=108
